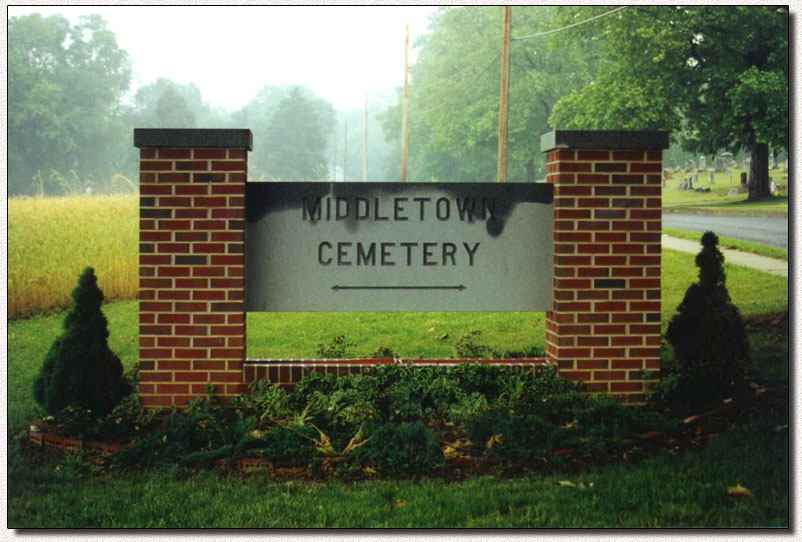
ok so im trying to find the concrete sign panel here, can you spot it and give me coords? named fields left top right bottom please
left=245, top=182, right=553, bottom=311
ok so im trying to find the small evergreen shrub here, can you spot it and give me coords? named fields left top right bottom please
left=356, top=422, right=444, bottom=474
left=666, top=232, right=750, bottom=396
left=33, top=267, right=128, bottom=417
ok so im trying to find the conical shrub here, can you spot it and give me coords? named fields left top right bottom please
left=33, top=267, right=128, bottom=416
left=665, top=232, right=749, bottom=395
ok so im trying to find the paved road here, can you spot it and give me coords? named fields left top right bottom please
left=662, top=214, right=788, bottom=248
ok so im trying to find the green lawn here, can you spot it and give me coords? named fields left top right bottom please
left=8, top=417, right=788, bottom=527
left=661, top=169, right=788, bottom=216
left=8, top=244, right=789, bottom=528
left=663, top=227, right=789, bottom=261
left=8, top=247, right=788, bottom=429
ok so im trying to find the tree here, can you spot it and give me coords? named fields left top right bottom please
left=132, top=78, right=203, bottom=128
left=8, top=13, right=132, bottom=195
left=33, top=268, right=128, bottom=417
left=379, top=6, right=598, bottom=182
left=549, top=6, right=788, bottom=199
left=233, top=85, right=335, bottom=179
left=665, top=232, right=749, bottom=396
left=261, top=86, right=335, bottom=180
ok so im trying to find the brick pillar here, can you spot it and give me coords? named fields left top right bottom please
left=135, top=129, right=252, bottom=408
left=541, top=130, right=668, bottom=402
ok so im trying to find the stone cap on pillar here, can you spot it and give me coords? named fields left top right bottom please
left=134, top=128, right=253, bottom=150
left=541, top=130, right=669, bottom=152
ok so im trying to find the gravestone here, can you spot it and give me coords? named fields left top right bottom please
left=727, top=188, right=739, bottom=196
left=708, top=169, right=715, bottom=184
left=740, top=172, right=748, bottom=187
left=698, top=155, right=706, bottom=170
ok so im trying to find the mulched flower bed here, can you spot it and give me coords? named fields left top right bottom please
left=25, top=383, right=787, bottom=481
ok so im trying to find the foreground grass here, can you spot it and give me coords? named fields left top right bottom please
left=8, top=418, right=788, bottom=528
left=8, top=194, right=138, bottom=318
left=8, top=248, right=788, bottom=428
left=664, top=227, right=789, bottom=261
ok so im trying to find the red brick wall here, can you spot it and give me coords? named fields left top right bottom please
left=138, top=145, right=248, bottom=407
left=544, top=147, right=663, bottom=402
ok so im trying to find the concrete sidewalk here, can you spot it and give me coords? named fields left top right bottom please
left=662, top=235, right=788, bottom=277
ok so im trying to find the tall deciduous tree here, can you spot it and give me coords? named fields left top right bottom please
left=262, top=86, right=335, bottom=180
left=8, top=13, right=132, bottom=195
left=549, top=6, right=788, bottom=199
left=233, top=85, right=335, bottom=179
left=132, top=78, right=203, bottom=128
left=379, top=6, right=598, bottom=182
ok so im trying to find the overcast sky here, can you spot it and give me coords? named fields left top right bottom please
left=7, top=5, right=439, bottom=112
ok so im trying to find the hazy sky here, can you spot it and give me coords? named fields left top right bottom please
left=7, top=5, right=439, bottom=111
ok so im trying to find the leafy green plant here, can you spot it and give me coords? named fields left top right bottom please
left=454, top=329, right=498, bottom=358
left=464, top=408, right=574, bottom=464
left=574, top=397, right=679, bottom=456
left=232, top=379, right=293, bottom=423
left=666, top=231, right=750, bottom=398
left=94, top=393, right=158, bottom=441
left=112, top=406, right=257, bottom=469
left=317, top=335, right=356, bottom=358
left=355, top=422, right=444, bottom=474
left=33, top=267, right=129, bottom=417
left=500, top=345, right=545, bottom=359
left=56, top=450, right=104, bottom=478
left=252, top=425, right=319, bottom=465
left=369, top=345, right=398, bottom=358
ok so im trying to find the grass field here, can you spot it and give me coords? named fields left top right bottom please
left=663, top=227, right=789, bottom=261
left=8, top=247, right=788, bottom=429
left=8, top=194, right=138, bottom=318
left=7, top=193, right=789, bottom=528
left=661, top=168, right=788, bottom=216
left=8, top=188, right=788, bottom=317
left=8, top=418, right=788, bottom=527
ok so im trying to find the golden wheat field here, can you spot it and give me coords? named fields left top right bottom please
left=8, top=194, right=138, bottom=318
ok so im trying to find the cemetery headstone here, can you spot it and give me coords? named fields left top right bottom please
left=740, top=172, right=748, bottom=187
left=708, top=169, right=715, bottom=184
left=727, top=188, right=739, bottom=196
left=698, top=155, right=707, bottom=170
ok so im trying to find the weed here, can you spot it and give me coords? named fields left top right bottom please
left=56, top=450, right=104, bottom=478
left=317, top=335, right=356, bottom=358
left=454, top=329, right=497, bottom=358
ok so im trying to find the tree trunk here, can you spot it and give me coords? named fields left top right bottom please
left=525, top=159, right=535, bottom=183
left=748, top=142, right=771, bottom=200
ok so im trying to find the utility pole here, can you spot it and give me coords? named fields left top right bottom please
left=401, top=23, right=410, bottom=182
left=332, top=122, right=337, bottom=181
left=363, top=87, right=368, bottom=182
left=496, top=6, right=511, bottom=183
left=343, top=117, right=348, bottom=182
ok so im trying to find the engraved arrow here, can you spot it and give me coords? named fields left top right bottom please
left=332, top=285, right=466, bottom=291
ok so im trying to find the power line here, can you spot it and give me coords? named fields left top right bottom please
left=512, top=6, right=628, bottom=41
left=417, top=51, right=501, bottom=116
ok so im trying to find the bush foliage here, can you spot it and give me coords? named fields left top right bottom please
left=665, top=232, right=750, bottom=396
left=33, top=267, right=128, bottom=417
